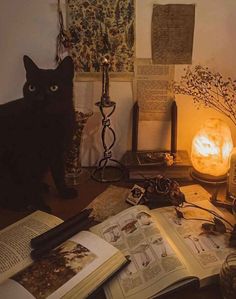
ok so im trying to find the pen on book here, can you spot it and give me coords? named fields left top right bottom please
left=31, top=208, right=93, bottom=249
left=31, top=217, right=92, bottom=260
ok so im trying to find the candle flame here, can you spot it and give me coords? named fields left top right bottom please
left=103, top=57, right=109, bottom=64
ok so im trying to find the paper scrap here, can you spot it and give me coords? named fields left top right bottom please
left=151, top=4, right=195, bottom=64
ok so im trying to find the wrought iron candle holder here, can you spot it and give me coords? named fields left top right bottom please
left=91, top=58, right=124, bottom=182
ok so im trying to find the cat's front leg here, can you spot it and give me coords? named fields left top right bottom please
left=50, top=154, right=78, bottom=199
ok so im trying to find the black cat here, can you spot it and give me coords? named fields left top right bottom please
left=0, top=55, right=77, bottom=211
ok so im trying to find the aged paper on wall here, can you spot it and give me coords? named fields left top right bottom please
left=151, top=4, right=195, bottom=64
left=133, top=58, right=174, bottom=121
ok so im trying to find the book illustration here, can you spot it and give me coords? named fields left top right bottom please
left=170, top=211, right=229, bottom=256
left=0, top=212, right=128, bottom=299
left=152, top=237, right=168, bottom=257
left=101, top=212, right=160, bottom=251
left=192, top=237, right=205, bottom=252
left=116, top=234, right=184, bottom=295
left=92, top=207, right=187, bottom=298
left=118, top=269, right=143, bottom=294
left=162, top=209, right=234, bottom=268
left=12, top=240, right=97, bottom=299
left=103, top=225, right=121, bottom=243
left=131, top=243, right=153, bottom=268
left=119, top=255, right=138, bottom=279
left=116, top=236, right=183, bottom=295
left=205, top=234, right=220, bottom=249
left=117, top=252, right=144, bottom=293
left=184, top=233, right=221, bottom=254
left=121, top=218, right=138, bottom=235
left=136, top=211, right=153, bottom=226
left=184, top=234, right=205, bottom=254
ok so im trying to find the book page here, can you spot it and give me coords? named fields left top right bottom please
left=0, top=211, right=63, bottom=284
left=0, top=231, right=124, bottom=299
left=151, top=189, right=236, bottom=286
left=180, top=184, right=212, bottom=203
left=90, top=205, right=192, bottom=299
left=48, top=231, right=120, bottom=299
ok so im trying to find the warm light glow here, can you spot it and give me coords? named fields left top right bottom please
left=193, top=135, right=219, bottom=157
left=191, top=119, right=233, bottom=177
left=103, top=57, right=108, bottom=64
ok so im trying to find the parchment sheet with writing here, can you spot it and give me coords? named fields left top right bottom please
left=133, top=58, right=175, bottom=121
left=151, top=4, right=195, bottom=64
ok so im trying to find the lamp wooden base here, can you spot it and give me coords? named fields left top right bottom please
left=190, top=168, right=227, bottom=185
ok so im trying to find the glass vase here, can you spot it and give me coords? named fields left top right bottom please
left=220, top=252, right=236, bottom=299
left=65, top=107, right=93, bottom=185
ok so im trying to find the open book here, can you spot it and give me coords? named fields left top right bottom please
left=0, top=211, right=127, bottom=299
left=90, top=185, right=236, bottom=299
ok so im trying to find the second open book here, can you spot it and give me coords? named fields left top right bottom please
left=0, top=211, right=127, bottom=299
left=90, top=185, right=236, bottom=299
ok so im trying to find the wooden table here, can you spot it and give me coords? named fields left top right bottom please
left=0, top=173, right=231, bottom=299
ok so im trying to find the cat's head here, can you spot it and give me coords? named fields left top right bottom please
left=23, top=55, right=74, bottom=114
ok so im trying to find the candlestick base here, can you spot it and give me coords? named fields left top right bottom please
left=92, top=160, right=124, bottom=183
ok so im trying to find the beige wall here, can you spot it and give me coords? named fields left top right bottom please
left=0, top=0, right=236, bottom=165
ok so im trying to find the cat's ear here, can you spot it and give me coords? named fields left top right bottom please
left=56, top=56, right=74, bottom=81
left=23, top=55, right=39, bottom=76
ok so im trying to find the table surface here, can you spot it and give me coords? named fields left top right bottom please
left=0, top=172, right=232, bottom=299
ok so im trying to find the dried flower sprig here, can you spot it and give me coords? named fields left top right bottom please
left=173, top=65, right=236, bottom=126
left=142, top=175, right=236, bottom=247
left=177, top=201, right=234, bottom=229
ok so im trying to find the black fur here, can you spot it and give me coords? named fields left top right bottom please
left=0, top=56, right=77, bottom=211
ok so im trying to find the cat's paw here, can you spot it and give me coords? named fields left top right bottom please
left=59, top=187, right=78, bottom=199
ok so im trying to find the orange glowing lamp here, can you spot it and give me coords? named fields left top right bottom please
left=191, top=118, right=233, bottom=183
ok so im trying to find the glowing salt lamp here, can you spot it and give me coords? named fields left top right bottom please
left=191, top=118, right=233, bottom=183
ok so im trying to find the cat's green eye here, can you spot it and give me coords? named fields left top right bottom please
left=50, top=85, right=59, bottom=92
left=28, top=84, right=36, bottom=92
